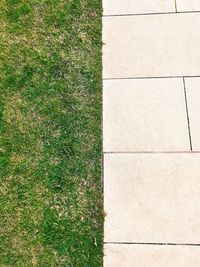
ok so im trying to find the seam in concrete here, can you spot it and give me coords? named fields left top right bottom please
left=174, top=0, right=178, bottom=12
left=104, top=151, right=200, bottom=154
left=103, top=75, right=200, bottom=81
left=103, top=10, right=200, bottom=17
left=183, top=77, right=193, bottom=151
left=104, top=242, right=200, bottom=247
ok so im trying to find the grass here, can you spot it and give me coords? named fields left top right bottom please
left=0, top=0, right=102, bottom=266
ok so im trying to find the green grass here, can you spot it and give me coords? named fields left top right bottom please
left=0, top=0, right=102, bottom=266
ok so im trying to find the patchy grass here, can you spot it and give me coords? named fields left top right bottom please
left=0, top=0, right=102, bottom=266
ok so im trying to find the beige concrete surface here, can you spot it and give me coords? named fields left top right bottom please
left=176, top=0, right=200, bottom=12
left=103, top=13, right=200, bottom=79
left=103, top=0, right=176, bottom=15
left=103, top=78, right=190, bottom=152
left=104, top=244, right=200, bottom=267
left=104, top=153, right=200, bottom=243
left=103, top=2, right=200, bottom=266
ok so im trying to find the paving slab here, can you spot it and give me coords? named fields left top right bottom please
left=176, top=0, right=200, bottom=12
left=184, top=77, right=200, bottom=151
left=104, top=244, right=200, bottom=267
left=103, top=78, right=190, bottom=152
left=103, top=0, right=176, bottom=16
left=104, top=153, right=200, bottom=243
left=103, top=13, right=200, bottom=79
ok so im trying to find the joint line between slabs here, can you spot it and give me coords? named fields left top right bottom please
left=183, top=77, right=193, bottom=151
left=103, top=10, right=200, bottom=17
left=104, top=242, right=200, bottom=247
left=103, top=151, right=200, bottom=154
left=103, top=75, right=200, bottom=81
left=174, top=0, right=178, bottom=12
left=103, top=11, right=175, bottom=17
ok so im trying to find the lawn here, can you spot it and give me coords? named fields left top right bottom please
left=0, top=0, right=103, bottom=266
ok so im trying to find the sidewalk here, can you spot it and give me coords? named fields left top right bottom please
left=103, top=1, right=200, bottom=266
